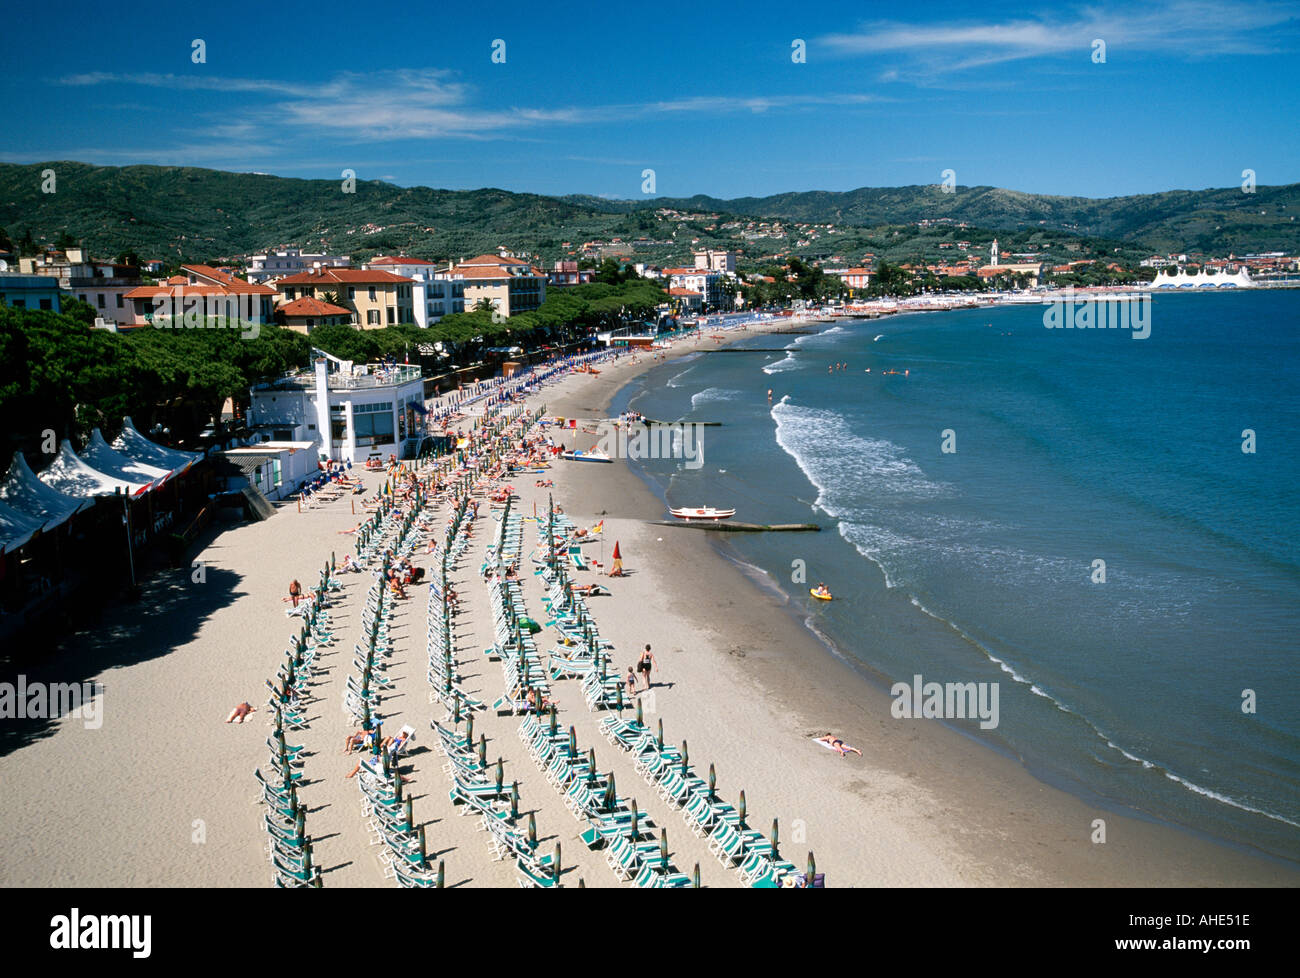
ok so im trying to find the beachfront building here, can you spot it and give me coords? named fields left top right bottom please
left=0, top=272, right=63, bottom=312
left=453, top=254, right=547, bottom=317
left=363, top=257, right=466, bottom=327
left=667, top=287, right=703, bottom=312
left=665, top=267, right=725, bottom=309
left=276, top=268, right=414, bottom=328
left=17, top=248, right=142, bottom=325
left=279, top=297, right=353, bottom=333
left=214, top=441, right=318, bottom=501
left=244, top=247, right=351, bottom=283
left=248, top=359, right=426, bottom=463
left=693, top=249, right=737, bottom=274
left=122, top=265, right=277, bottom=328
left=978, top=262, right=1043, bottom=287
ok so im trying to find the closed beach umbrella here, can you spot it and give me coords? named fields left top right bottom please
left=603, top=773, right=617, bottom=811
left=528, top=812, right=537, bottom=846
left=657, top=718, right=664, bottom=750
left=738, top=790, right=747, bottom=826
left=693, top=863, right=701, bottom=889
left=404, top=796, right=415, bottom=833
left=772, top=818, right=780, bottom=858
left=418, top=825, right=428, bottom=869
left=437, top=860, right=445, bottom=889
left=586, top=747, right=596, bottom=786
left=659, top=828, right=668, bottom=870
left=553, top=842, right=561, bottom=883
left=708, top=763, right=716, bottom=802
left=478, top=733, right=487, bottom=769
left=549, top=705, right=558, bottom=737
left=630, top=800, right=639, bottom=839
left=510, top=781, right=519, bottom=821
left=568, top=725, right=577, bottom=759
left=681, top=740, right=689, bottom=775
left=465, top=712, right=474, bottom=745
left=495, top=758, right=504, bottom=794
left=636, top=698, right=643, bottom=727
left=806, top=851, right=816, bottom=888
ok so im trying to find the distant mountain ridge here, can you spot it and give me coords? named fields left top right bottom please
left=1, top=162, right=1296, bottom=263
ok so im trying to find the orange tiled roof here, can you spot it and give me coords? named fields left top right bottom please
left=183, top=264, right=276, bottom=294
left=280, top=297, right=352, bottom=317
left=277, top=268, right=412, bottom=285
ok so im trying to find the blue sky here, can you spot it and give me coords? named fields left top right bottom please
left=2, top=0, right=1298, bottom=200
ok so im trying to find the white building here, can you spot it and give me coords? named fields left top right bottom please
left=693, top=249, right=737, bottom=274
left=248, top=360, right=427, bottom=463
left=665, top=267, right=725, bottom=308
left=246, top=248, right=351, bottom=283
left=217, top=442, right=318, bottom=501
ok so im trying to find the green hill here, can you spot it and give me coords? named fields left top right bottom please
left=1, top=162, right=1295, bottom=265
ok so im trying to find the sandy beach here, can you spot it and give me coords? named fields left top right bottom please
left=1, top=319, right=1295, bottom=888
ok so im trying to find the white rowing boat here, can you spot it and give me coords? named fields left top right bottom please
left=560, top=451, right=612, bottom=463
left=669, top=506, right=736, bottom=521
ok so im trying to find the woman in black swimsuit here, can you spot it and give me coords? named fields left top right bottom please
left=637, top=644, right=657, bottom=692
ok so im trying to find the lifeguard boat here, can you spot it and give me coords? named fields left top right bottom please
left=669, top=506, right=735, bottom=521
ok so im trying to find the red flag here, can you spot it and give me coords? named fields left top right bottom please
left=611, top=541, right=621, bottom=560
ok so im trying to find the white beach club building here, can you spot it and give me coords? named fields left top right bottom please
left=248, top=359, right=426, bottom=463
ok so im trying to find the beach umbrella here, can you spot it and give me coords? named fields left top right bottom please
left=636, top=698, right=643, bottom=727
left=510, top=780, right=519, bottom=820
left=495, top=758, right=504, bottom=794
left=528, top=813, right=537, bottom=847
left=437, top=860, right=445, bottom=888
left=693, top=863, right=701, bottom=889
left=659, top=828, right=668, bottom=870
left=549, top=704, right=558, bottom=737
left=295, top=808, right=306, bottom=842
left=708, top=763, right=716, bottom=802
left=404, top=796, right=415, bottom=833
left=417, top=825, right=428, bottom=869
left=681, top=740, right=689, bottom=775
left=630, top=800, right=639, bottom=839
left=553, top=842, right=562, bottom=883
left=568, top=725, right=577, bottom=759
left=772, top=818, right=780, bottom=859
left=806, top=851, right=817, bottom=888
left=478, top=734, right=487, bottom=769
left=616, top=682, right=624, bottom=715
left=586, top=747, right=596, bottom=786
left=465, top=713, right=474, bottom=745
left=577, top=878, right=585, bottom=889
left=392, top=769, right=403, bottom=802
left=603, top=773, right=617, bottom=812
left=454, top=693, right=462, bottom=724
left=738, top=790, right=747, bottom=826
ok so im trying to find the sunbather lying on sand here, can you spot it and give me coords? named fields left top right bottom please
left=817, top=733, right=861, bottom=757
left=226, top=702, right=255, bottom=723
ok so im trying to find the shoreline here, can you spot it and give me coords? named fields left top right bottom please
left=542, top=324, right=1298, bottom=885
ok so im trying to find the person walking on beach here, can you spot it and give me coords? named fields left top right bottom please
left=636, top=644, right=657, bottom=692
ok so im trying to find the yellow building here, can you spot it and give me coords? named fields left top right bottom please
left=453, top=254, right=546, bottom=317
left=276, top=268, right=413, bottom=328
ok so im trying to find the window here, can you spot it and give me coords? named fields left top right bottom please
left=367, top=309, right=380, bottom=325
left=347, top=287, right=355, bottom=300
left=368, top=286, right=376, bottom=301
left=353, top=407, right=394, bottom=446
left=116, top=293, right=124, bottom=307
left=387, top=306, right=395, bottom=324
left=40, top=299, right=52, bottom=310
left=97, top=294, right=106, bottom=308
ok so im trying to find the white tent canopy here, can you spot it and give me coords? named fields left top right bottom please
left=0, top=452, right=94, bottom=532
left=39, top=442, right=141, bottom=497
left=80, top=429, right=172, bottom=488
left=0, top=498, right=44, bottom=554
left=113, top=416, right=201, bottom=474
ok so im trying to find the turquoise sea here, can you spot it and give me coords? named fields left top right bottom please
left=611, top=291, right=1300, bottom=863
